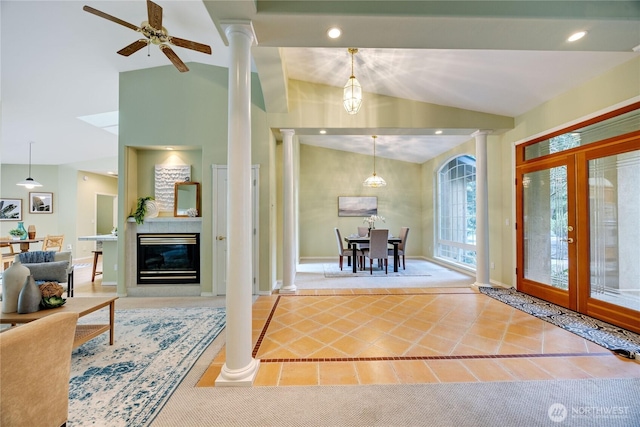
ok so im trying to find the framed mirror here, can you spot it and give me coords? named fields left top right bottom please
left=174, top=182, right=201, bottom=217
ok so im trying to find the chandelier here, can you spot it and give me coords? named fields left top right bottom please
left=16, top=141, right=42, bottom=189
left=343, top=48, right=362, bottom=115
left=363, top=136, right=386, bottom=188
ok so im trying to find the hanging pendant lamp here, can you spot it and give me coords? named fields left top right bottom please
left=16, top=141, right=42, bottom=189
left=343, top=48, right=362, bottom=115
left=363, top=135, right=386, bottom=188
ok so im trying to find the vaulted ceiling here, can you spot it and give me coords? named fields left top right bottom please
left=2, top=1, right=638, bottom=174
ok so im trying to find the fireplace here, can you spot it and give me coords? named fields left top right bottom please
left=137, top=233, right=200, bottom=285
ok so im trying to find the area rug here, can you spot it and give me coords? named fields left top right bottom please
left=323, top=262, right=431, bottom=277
left=479, top=287, right=640, bottom=359
left=68, top=307, right=226, bottom=426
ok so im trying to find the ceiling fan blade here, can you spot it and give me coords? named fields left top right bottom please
left=117, top=39, right=149, bottom=57
left=82, top=5, right=140, bottom=32
left=169, top=37, right=212, bottom=55
left=147, top=0, right=163, bottom=30
left=160, top=45, right=189, bottom=72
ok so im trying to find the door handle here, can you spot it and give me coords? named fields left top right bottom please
left=217, top=236, right=226, bottom=241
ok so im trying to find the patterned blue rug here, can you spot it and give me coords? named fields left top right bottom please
left=479, top=287, right=640, bottom=359
left=69, top=307, right=226, bottom=426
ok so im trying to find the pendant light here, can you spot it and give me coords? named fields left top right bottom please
left=343, top=48, right=362, bottom=115
left=363, top=135, right=386, bottom=188
left=16, top=141, right=42, bottom=189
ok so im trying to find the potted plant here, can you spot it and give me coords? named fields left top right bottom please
left=130, top=196, right=157, bottom=225
left=9, top=229, right=24, bottom=240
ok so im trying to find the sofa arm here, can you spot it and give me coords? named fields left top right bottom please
left=0, top=312, right=78, bottom=427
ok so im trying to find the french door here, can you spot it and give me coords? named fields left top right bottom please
left=516, top=120, right=640, bottom=333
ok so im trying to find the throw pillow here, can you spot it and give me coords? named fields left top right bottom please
left=22, top=261, right=68, bottom=283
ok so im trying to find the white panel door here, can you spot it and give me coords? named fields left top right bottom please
left=212, top=165, right=259, bottom=296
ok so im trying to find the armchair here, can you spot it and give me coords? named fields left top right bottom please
left=0, top=312, right=78, bottom=427
left=15, top=251, right=75, bottom=297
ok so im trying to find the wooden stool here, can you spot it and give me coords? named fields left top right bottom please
left=91, top=250, right=103, bottom=282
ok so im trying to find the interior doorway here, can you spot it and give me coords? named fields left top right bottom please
left=96, top=193, right=117, bottom=235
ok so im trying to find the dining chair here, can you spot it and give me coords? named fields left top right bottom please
left=365, top=229, right=389, bottom=274
left=335, top=228, right=363, bottom=271
left=1, top=240, right=16, bottom=271
left=42, top=234, right=64, bottom=252
left=388, top=227, right=409, bottom=270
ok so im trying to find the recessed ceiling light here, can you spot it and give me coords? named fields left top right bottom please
left=567, top=31, right=587, bottom=42
left=319, top=130, right=327, bottom=134
left=435, top=130, right=443, bottom=135
left=327, top=27, right=341, bottom=39
left=165, top=147, right=174, bottom=150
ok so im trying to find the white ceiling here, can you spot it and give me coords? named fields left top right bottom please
left=1, top=0, right=639, bottom=174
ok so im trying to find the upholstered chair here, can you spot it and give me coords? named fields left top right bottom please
left=334, top=228, right=363, bottom=270
left=15, top=251, right=75, bottom=297
left=388, top=227, right=409, bottom=270
left=365, top=229, right=389, bottom=274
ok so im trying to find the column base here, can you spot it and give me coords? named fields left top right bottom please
left=215, top=358, right=260, bottom=387
left=470, top=282, right=492, bottom=292
left=279, top=284, right=297, bottom=294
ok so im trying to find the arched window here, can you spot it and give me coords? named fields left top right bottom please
left=436, top=155, right=477, bottom=269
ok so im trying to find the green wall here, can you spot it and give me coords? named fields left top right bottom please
left=118, top=62, right=274, bottom=294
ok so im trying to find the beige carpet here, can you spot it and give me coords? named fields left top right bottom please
left=296, top=259, right=474, bottom=289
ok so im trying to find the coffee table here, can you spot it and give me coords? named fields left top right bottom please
left=0, top=296, right=118, bottom=348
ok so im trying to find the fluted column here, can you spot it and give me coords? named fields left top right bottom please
left=280, top=129, right=297, bottom=293
left=216, top=21, right=259, bottom=386
left=472, top=130, right=492, bottom=289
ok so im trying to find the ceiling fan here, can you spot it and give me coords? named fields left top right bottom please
left=83, top=0, right=211, bottom=72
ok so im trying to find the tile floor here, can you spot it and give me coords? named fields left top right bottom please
left=197, top=288, right=640, bottom=387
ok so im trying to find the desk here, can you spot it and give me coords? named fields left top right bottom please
left=0, top=296, right=118, bottom=348
left=78, top=235, right=117, bottom=285
left=0, top=237, right=44, bottom=253
left=344, top=235, right=402, bottom=273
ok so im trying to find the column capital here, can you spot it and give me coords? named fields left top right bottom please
left=221, top=20, right=257, bottom=45
left=280, top=129, right=295, bottom=137
left=471, top=129, right=493, bottom=137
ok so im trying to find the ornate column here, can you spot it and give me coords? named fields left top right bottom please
left=280, top=129, right=297, bottom=293
left=472, top=130, right=492, bottom=289
left=216, top=21, right=259, bottom=386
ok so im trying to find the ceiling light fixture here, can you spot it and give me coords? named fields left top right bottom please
left=16, top=141, right=43, bottom=189
left=363, top=135, right=386, bottom=188
left=435, top=130, right=443, bottom=135
left=567, top=31, right=587, bottom=42
left=327, top=27, right=341, bottom=39
left=343, top=48, right=362, bottom=115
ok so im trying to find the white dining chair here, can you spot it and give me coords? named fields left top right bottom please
left=365, top=229, right=389, bottom=274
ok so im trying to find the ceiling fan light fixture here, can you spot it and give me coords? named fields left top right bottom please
left=16, top=141, right=43, bottom=189
left=363, top=135, right=386, bottom=188
left=343, top=48, right=362, bottom=115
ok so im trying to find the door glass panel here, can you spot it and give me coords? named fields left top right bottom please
left=589, top=150, right=640, bottom=311
left=523, top=166, right=569, bottom=289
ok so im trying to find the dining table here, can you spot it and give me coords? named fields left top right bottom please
left=0, top=237, right=45, bottom=253
left=344, top=235, right=402, bottom=273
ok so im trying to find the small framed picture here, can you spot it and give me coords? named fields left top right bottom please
left=29, top=192, right=53, bottom=214
left=0, top=198, right=22, bottom=221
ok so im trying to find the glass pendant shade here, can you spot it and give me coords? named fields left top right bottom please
left=363, top=135, right=386, bottom=188
left=343, top=76, right=362, bottom=115
left=363, top=173, right=386, bottom=188
left=343, top=48, right=362, bottom=115
left=16, top=177, right=42, bottom=189
left=16, top=141, right=42, bottom=188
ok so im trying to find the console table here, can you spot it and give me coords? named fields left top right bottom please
left=0, top=296, right=118, bottom=348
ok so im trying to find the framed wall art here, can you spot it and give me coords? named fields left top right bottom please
left=29, top=192, right=53, bottom=214
left=338, top=196, right=377, bottom=217
left=0, top=198, right=22, bottom=221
